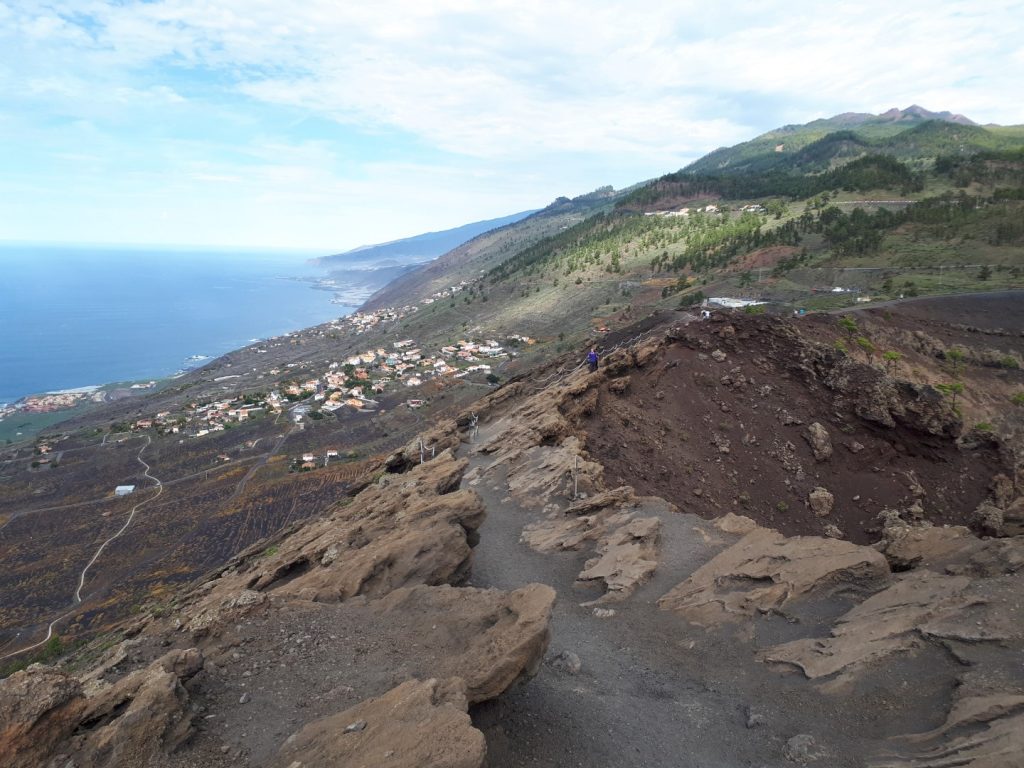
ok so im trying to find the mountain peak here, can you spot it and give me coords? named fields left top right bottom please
left=878, top=105, right=976, bottom=125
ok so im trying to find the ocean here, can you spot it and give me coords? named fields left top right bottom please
left=0, top=244, right=354, bottom=405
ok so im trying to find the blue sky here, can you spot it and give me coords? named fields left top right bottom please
left=1, top=1, right=1022, bottom=251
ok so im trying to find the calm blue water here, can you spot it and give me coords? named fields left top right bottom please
left=0, top=245, right=353, bottom=404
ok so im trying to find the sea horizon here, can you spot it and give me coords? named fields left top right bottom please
left=0, top=243, right=361, bottom=406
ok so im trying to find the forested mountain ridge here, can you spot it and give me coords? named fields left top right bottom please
left=371, top=129, right=1024, bottom=351
left=686, top=106, right=1024, bottom=175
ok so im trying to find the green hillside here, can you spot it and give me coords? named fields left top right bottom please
left=370, top=120, right=1024, bottom=350
left=687, top=107, right=1024, bottom=175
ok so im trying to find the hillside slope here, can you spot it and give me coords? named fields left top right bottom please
left=687, top=106, right=1024, bottom=175
left=3, top=106, right=1023, bottom=682
left=316, top=209, right=538, bottom=268
left=361, top=186, right=624, bottom=312
left=4, top=298, right=1023, bottom=768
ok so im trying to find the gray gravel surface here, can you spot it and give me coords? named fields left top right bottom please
left=462, top=438, right=955, bottom=768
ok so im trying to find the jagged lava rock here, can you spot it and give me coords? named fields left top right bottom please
left=804, top=423, right=833, bottom=462
left=808, top=487, right=835, bottom=517
left=657, top=527, right=890, bottom=626
left=870, top=691, right=1024, bottom=768
left=521, top=487, right=666, bottom=601
left=762, top=567, right=1024, bottom=678
left=0, top=666, right=85, bottom=768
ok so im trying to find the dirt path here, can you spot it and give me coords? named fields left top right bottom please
left=459, top=427, right=951, bottom=767
left=1, top=436, right=164, bottom=661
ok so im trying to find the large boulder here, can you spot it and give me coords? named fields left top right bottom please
left=804, top=423, right=833, bottom=462
left=0, top=648, right=202, bottom=768
left=0, top=665, right=85, bottom=768
left=372, top=583, right=556, bottom=703
left=658, top=527, right=890, bottom=626
left=821, top=358, right=961, bottom=438
left=274, top=678, right=485, bottom=768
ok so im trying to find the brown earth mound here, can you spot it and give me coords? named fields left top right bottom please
left=580, top=312, right=1011, bottom=543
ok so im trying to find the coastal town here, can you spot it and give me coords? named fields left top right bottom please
left=0, top=273, right=508, bottom=438
left=8, top=317, right=533, bottom=452
left=174, top=330, right=527, bottom=436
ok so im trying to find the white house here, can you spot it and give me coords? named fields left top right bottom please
left=115, top=485, right=135, bottom=496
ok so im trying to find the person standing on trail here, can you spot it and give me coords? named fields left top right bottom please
left=587, top=347, right=599, bottom=373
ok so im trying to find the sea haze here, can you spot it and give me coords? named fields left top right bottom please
left=0, top=244, right=353, bottom=405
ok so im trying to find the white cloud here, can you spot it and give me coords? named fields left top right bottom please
left=0, top=1, right=1021, bottom=248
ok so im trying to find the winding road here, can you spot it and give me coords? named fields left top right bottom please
left=0, top=436, right=163, bottom=662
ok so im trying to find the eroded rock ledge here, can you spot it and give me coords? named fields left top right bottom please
left=1, top=449, right=555, bottom=768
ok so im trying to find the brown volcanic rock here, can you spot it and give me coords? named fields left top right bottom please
left=501, top=437, right=604, bottom=507
left=657, top=527, right=890, bottom=626
left=763, top=567, right=1024, bottom=679
left=372, top=583, right=555, bottom=704
left=522, top=487, right=665, bottom=602
left=872, top=691, right=1024, bottom=768
left=474, top=369, right=604, bottom=502
left=164, top=581, right=554, bottom=762
left=182, top=450, right=485, bottom=622
left=0, top=444, right=556, bottom=768
left=874, top=522, right=1024, bottom=575
left=0, top=665, right=85, bottom=768
left=820, top=356, right=961, bottom=438
left=578, top=515, right=660, bottom=603
left=0, top=648, right=202, bottom=768
left=274, top=678, right=485, bottom=768
left=74, top=648, right=203, bottom=766
left=804, top=422, right=833, bottom=462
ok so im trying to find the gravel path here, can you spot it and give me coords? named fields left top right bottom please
left=460, top=430, right=953, bottom=768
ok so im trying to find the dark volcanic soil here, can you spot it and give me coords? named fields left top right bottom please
left=581, top=312, right=1005, bottom=544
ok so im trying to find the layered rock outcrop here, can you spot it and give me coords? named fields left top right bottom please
left=1, top=445, right=555, bottom=768
left=0, top=648, right=203, bottom=768
left=521, top=488, right=666, bottom=602
left=657, top=527, right=890, bottom=626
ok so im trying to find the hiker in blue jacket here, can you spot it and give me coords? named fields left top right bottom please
left=587, top=347, right=599, bottom=373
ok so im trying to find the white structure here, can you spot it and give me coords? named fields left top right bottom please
left=115, top=485, right=136, bottom=496
left=706, top=297, right=767, bottom=308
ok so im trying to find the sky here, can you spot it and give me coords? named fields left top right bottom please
left=1, top=1, right=1022, bottom=252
